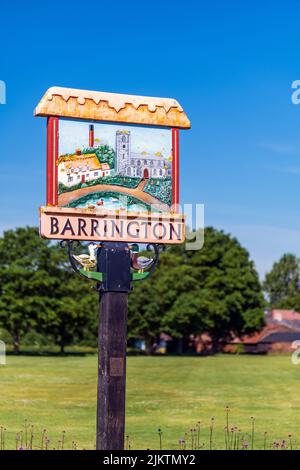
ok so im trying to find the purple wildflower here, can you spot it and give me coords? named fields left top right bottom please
left=242, top=441, right=249, bottom=449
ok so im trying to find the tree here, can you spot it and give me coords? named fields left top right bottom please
left=0, top=225, right=265, bottom=354
left=128, top=227, right=265, bottom=351
left=264, top=254, right=300, bottom=308
left=42, top=243, right=98, bottom=353
left=0, top=227, right=98, bottom=353
left=0, top=227, right=57, bottom=352
left=128, top=251, right=190, bottom=350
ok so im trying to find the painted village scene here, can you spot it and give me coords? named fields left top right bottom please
left=58, top=120, right=173, bottom=213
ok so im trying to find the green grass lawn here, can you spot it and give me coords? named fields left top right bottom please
left=0, top=354, right=300, bottom=449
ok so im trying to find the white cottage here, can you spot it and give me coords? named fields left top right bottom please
left=59, top=151, right=111, bottom=187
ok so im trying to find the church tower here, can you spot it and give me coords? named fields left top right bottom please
left=116, top=130, right=130, bottom=175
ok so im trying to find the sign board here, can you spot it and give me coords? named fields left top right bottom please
left=35, top=87, right=190, bottom=243
left=39, top=206, right=185, bottom=244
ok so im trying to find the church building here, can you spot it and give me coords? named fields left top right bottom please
left=115, top=130, right=171, bottom=179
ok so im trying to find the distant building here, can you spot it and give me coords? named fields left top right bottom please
left=115, top=130, right=171, bottom=178
left=59, top=151, right=111, bottom=187
left=270, top=309, right=300, bottom=325
left=224, top=309, right=300, bottom=354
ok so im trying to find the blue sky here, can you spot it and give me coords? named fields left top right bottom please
left=1, top=0, right=300, bottom=277
left=58, top=120, right=171, bottom=155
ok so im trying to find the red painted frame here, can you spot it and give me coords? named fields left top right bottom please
left=46, top=116, right=59, bottom=206
left=46, top=118, right=180, bottom=211
left=172, top=128, right=179, bottom=210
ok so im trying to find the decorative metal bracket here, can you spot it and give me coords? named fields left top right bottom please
left=130, top=244, right=160, bottom=281
left=60, top=240, right=103, bottom=283
left=60, top=240, right=161, bottom=289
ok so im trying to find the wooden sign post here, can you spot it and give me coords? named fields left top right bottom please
left=96, top=242, right=130, bottom=450
left=35, top=86, right=190, bottom=450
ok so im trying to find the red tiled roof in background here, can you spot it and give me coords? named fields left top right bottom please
left=230, top=309, right=300, bottom=345
left=240, top=324, right=295, bottom=344
left=271, top=309, right=300, bottom=322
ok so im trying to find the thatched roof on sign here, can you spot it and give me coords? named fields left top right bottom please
left=34, top=87, right=191, bottom=129
left=58, top=153, right=103, bottom=175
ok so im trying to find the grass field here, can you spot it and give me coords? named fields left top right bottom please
left=0, top=354, right=300, bottom=449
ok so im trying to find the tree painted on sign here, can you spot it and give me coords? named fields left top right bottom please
left=82, top=145, right=115, bottom=169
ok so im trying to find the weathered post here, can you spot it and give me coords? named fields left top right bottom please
left=96, top=242, right=131, bottom=450
left=97, top=291, right=128, bottom=449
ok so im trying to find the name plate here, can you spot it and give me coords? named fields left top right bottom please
left=39, top=206, right=185, bottom=244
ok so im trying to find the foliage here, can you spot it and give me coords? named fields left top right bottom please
left=263, top=253, right=300, bottom=308
left=129, top=227, right=265, bottom=349
left=82, top=145, right=115, bottom=169
left=58, top=176, right=141, bottom=195
left=0, top=227, right=56, bottom=352
left=144, top=177, right=172, bottom=205
left=88, top=175, right=140, bottom=189
left=0, top=408, right=296, bottom=450
left=96, top=175, right=141, bottom=188
left=0, top=226, right=264, bottom=353
left=58, top=181, right=82, bottom=195
left=0, top=227, right=97, bottom=352
left=40, top=242, right=98, bottom=352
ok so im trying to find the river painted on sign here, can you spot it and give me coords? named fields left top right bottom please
left=65, top=191, right=154, bottom=212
